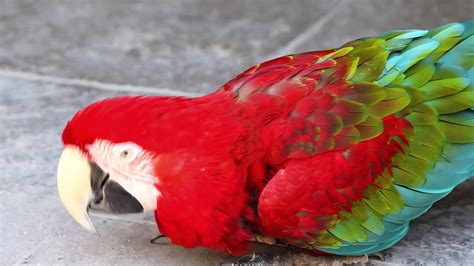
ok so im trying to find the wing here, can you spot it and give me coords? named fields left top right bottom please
left=220, top=40, right=413, bottom=165
left=221, top=20, right=474, bottom=254
left=258, top=115, right=411, bottom=252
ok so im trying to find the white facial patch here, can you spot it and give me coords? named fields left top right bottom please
left=87, top=140, right=160, bottom=212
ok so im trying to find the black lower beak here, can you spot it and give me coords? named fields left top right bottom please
left=89, top=162, right=144, bottom=214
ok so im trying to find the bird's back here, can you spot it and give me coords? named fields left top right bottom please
left=220, top=19, right=474, bottom=255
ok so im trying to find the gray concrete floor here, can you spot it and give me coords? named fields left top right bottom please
left=1, top=0, right=473, bottom=265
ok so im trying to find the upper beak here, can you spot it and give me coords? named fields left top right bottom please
left=57, top=145, right=145, bottom=232
left=57, top=145, right=96, bottom=232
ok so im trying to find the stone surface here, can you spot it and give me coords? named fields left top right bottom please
left=1, top=0, right=472, bottom=93
left=293, top=0, right=474, bottom=53
left=0, top=0, right=473, bottom=265
left=383, top=179, right=474, bottom=265
left=0, top=0, right=340, bottom=93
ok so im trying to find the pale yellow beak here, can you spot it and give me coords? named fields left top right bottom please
left=57, top=145, right=96, bottom=232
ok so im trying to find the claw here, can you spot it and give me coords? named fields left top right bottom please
left=221, top=252, right=277, bottom=265
left=238, top=252, right=275, bottom=264
left=369, top=252, right=385, bottom=261
left=150, top=234, right=167, bottom=244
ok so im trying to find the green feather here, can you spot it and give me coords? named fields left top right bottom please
left=402, top=59, right=436, bottom=87
left=332, top=99, right=368, bottom=126
left=376, top=68, right=400, bottom=86
left=439, top=111, right=474, bottom=126
left=388, top=72, right=406, bottom=86
left=412, top=125, right=445, bottom=148
left=427, top=91, right=474, bottom=114
left=438, top=120, right=474, bottom=143
left=369, top=87, right=410, bottom=117
left=420, top=77, right=469, bottom=99
left=355, top=114, right=384, bottom=141
left=318, top=47, right=354, bottom=61
left=364, top=190, right=394, bottom=216
left=350, top=202, right=369, bottom=223
left=345, top=83, right=386, bottom=105
left=361, top=208, right=385, bottom=236
left=380, top=188, right=404, bottom=213
left=407, top=142, right=442, bottom=163
left=392, top=167, right=425, bottom=187
left=405, top=111, right=438, bottom=125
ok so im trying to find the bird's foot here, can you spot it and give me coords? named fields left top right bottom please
left=150, top=234, right=168, bottom=244
left=252, top=234, right=288, bottom=247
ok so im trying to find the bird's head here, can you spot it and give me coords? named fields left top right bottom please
left=56, top=92, right=246, bottom=248
left=56, top=92, right=256, bottom=254
left=57, top=96, right=167, bottom=231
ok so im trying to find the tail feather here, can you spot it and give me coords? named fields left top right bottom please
left=418, top=142, right=474, bottom=193
left=372, top=19, right=473, bottom=254
left=316, top=223, right=409, bottom=255
left=315, top=20, right=473, bottom=256
left=438, top=20, right=474, bottom=71
left=394, top=185, right=450, bottom=207
left=395, top=19, right=473, bottom=203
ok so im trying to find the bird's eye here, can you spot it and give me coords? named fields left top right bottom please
left=114, top=143, right=142, bottom=161
left=120, top=150, right=129, bottom=158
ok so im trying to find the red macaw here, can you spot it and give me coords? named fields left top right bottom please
left=57, top=20, right=474, bottom=258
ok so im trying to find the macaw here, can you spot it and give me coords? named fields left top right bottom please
left=57, top=20, right=474, bottom=258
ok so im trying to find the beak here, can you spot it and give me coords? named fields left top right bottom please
left=57, top=145, right=96, bottom=232
left=57, top=145, right=144, bottom=232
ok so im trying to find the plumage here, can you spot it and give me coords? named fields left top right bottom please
left=59, top=20, right=474, bottom=256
